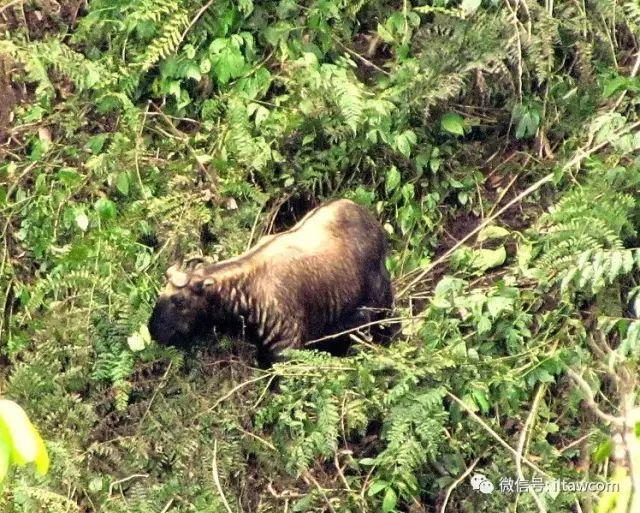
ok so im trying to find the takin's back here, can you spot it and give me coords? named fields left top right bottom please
left=251, top=199, right=388, bottom=267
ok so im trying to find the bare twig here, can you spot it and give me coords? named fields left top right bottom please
left=196, top=373, right=272, bottom=418
left=304, top=313, right=424, bottom=346
left=108, top=474, right=149, bottom=498
left=235, top=425, right=277, bottom=451
left=179, top=0, right=216, bottom=45
left=332, top=36, right=391, bottom=76
left=446, top=391, right=550, bottom=477
left=565, top=368, right=623, bottom=426
left=0, top=0, right=23, bottom=14
left=159, top=498, right=175, bottom=513
left=212, top=440, right=234, bottom=513
left=246, top=206, right=265, bottom=250
left=438, top=457, right=480, bottom=513
left=136, top=361, right=173, bottom=433
left=303, top=471, right=337, bottom=513
left=516, top=385, right=548, bottom=513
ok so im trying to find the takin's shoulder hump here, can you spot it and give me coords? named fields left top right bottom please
left=295, top=199, right=369, bottom=230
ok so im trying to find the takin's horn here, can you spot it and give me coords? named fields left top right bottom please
left=166, top=264, right=190, bottom=288
left=184, top=257, right=206, bottom=271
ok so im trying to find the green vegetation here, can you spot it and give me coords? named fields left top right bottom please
left=1, top=0, right=640, bottom=511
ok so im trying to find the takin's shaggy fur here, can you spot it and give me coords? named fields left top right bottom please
left=148, top=199, right=394, bottom=367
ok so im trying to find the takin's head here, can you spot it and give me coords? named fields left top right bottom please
left=148, top=264, right=214, bottom=349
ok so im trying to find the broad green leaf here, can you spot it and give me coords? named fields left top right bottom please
left=94, top=198, right=117, bottom=220
left=75, top=212, right=89, bottom=232
left=477, top=316, right=491, bottom=334
left=517, top=243, right=534, bottom=270
left=199, top=58, right=211, bottom=74
left=395, top=130, right=417, bottom=158
left=127, top=333, right=146, bottom=352
left=116, top=172, right=130, bottom=196
left=592, top=439, right=613, bottom=464
left=461, top=0, right=481, bottom=14
left=515, top=112, right=539, bottom=139
left=472, top=389, right=490, bottom=413
left=385, top=166, right=401, bottom=193
left=486, top=296, right=514, bottom=317
left=34, top=434, right=49, bottom=475
left=210, top=39, right=246, bottom=84
left=57, top=168, right=83, bottom=187
left=127, top=325, right=151, bottom=352
left=603, top=76, right=627, bottom=98
left=477, top=225, right=510, bottom=242
left=382, top=487, right=397, bottom=513
left=86, top=134, right=108, bottom=153
left=88, top=477, right=104, bottom=492
left=471, top=246, right=506, bottom=271
left=377, top=22, right=395, bottom=43
left=263, top=22, right=292, bottom=47
left=441, top=113, right=465, bottom=136
left=368, top=480, right=388, bottom=496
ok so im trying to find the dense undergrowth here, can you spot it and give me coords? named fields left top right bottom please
left=2, top=0, right=640, bottom=511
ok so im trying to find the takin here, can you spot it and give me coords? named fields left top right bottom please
left=148, top=198, right=394, bottom=367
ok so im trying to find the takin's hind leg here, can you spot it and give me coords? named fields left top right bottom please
left=308, top=309, right=371, bottom=356
left=365, top=263, right=397, bottom=345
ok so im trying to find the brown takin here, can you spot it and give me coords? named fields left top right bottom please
left=148, top=199, right=394, bottom=367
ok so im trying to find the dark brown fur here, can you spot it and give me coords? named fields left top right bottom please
left=148, top=199, right=394, bottom=367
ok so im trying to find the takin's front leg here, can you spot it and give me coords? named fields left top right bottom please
left=255, top=325, right=304, bottom=368
left=365, top=262, right=396, bottom=345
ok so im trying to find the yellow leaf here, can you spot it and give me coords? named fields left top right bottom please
left=0, top=400, right=39, bottom=465
left=34, top=432, right=49, bottom=475
left=0, top=434, right=10, bottom=483
left=0, top=400, right=48, bottom=476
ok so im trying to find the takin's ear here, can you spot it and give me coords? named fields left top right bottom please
left=189, top=276, right=214, bottom=294
left=189, top=277, right=216, bottom=295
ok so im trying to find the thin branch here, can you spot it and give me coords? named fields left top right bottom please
left=108, top=474, right=149, bottom=498
left=612, top=50, right=640, bottom=110
left=304, top=313, right=425, bottom=346
left=136, top=361, right=172, bottom=434
left=212, top=440, right=234, bottom=513
left=332, top=36, right=391, bottom=76
left=179, top=0, right=216, bottom=46
left=0, top=0, right=23, bottom=14
left=516, top=385, right=547, bottom=513
left=159, top=498, right=175, bottom=513
left=438, top=457, right=480, bottom=513
left=565, top=368, right=624, bottom=426
left=196, top=373, right=272, bottom=418
left=303, top=471, right=337, bottom=513
left=446, top=391, right=550, bottom=477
